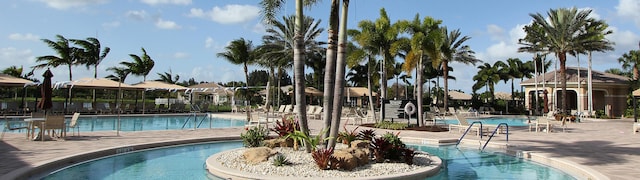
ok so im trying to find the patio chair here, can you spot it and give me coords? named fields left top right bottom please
left=529, top=116, right=564, bottom=133
left=2, top=116, right=30, bottom=140
left=449, top=115, right=487, bottom=136
left=634, top=122, right=639, bottom=134
left=310, top=106, right=323, bottom=120
left=37, top=114, right=66, bottom=140
left=489, top=107, right=502, bottom=115
left=448, top=107, right=457, bottom=115
left=306, top=106, right=316, bottom=116
left=67, top=113, right=81, bottom=136
left=246, top=112, right=273, bottom=129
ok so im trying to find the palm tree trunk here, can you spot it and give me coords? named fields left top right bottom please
left=559, top=53, right=567, bottom=114
left=93, top=65, right=98, bottom=107
left=380, top=48, right=387, bottom=121
left=66, top=64, right=73, bottom=114
left=244, top=63, right=251, bottom=123
left=328, top=0, right=349, bottom=149
left=367, top=56, right=377, bottom=123
left=416, top=51, right=424, bottom=127
left=321, top=0, right=339, bottom=145
left=443, top=61, right=449, bottom=111
left=293, top=0, right=311, bottom=153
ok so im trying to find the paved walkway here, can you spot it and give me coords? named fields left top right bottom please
left=1, top=113, right=639, bottom=179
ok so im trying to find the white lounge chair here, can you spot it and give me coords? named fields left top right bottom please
left=449, top=115, right=488, bottom=136
left=67, top=113, right=81, bottom=136
left=633, top=122, right=639, bottom=134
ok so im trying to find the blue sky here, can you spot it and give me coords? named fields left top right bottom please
left=1, top=0, right=639, bottom=94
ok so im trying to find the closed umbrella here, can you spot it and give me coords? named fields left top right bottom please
left=37, top=69, right=53, bottom=114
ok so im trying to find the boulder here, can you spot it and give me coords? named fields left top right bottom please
left=351, top=140, right=369, bottom=148
left=264, top=138, right=294, bottom=148
left=349, top=148, right=370, bottom=166
left=242, top=147, right=277, bottom=164
left=333, top=149, right=358, bottom=170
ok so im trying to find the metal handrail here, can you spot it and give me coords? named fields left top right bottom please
left=456, top=121, right=483, bottom=146
left=482, top=123, right=509, bottom=151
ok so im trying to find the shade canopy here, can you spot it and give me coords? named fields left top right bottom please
left=344, top=87, right=377, bottom=97
left=448, top=91, right=472, bottom=100
left=280, top=85, right=324, bottom=96
left=132, top=81, right=187, bottom=91
left=0, top=73, right=34, bottom=87
left=187, top=82, right=232, bottom=94
left=63, top=78, right=137, bottom=89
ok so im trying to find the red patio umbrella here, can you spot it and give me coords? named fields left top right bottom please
left=37, top=69, right=53, bottom=113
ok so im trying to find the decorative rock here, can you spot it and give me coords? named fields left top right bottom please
left=242, top=147, right=277, bottom=164
left=333, top=149, right=358, bottom=170
left=264, top=138, right=294, bottom=148
left=351, top=140, right=369, bottom=148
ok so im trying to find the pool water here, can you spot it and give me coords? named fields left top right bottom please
left=443, top=117, right=531, bottom=126
left=42, top=141, right=575, bottom=180
left=2, top=115, right=246, bottom=133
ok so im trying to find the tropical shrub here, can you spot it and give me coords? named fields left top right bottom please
left=240, top=126, right=268, bottom=147
left=311, top=148, right=334, bottom=170
left=271, top=116, right=299, bottom=137
left=337, top=126, right=359, bottom=147
left=272, top=154, right=291, bottom=166
left=357, top=129, right=376, bottom=141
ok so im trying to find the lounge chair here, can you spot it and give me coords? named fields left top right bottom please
left=246, top=113, right=273, bottom=129
left=634, top=122, right=640, bottom=134
left=306, top=106, right=316, bottom=116
left=488, top=107, right=502, bottom=115
left=67, top=113, right=81, bottom=136
left=310, top=106, right=323, bottom=120
left=545, top=110, right=556, bottom=119
left=530, top=116, right=565, bottom=133
left=449, top=115, right=488, bottom=136
left=38, top=114, right=66, bottom=140
left=2, top=116, right=30, bottom=140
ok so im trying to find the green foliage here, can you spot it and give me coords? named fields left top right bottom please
left=382, top=132, right=405, bottom=148
left=272, top=154, right=291, bottom=166
left=337, top=126, right=359, bottom=147
left=370, top=132, right=415, bottom=164
left=595, top=110, right=609, bottom=119
left=307, top=129, right=331, bottom=151
left=357, top=129, right=376, bottom=141
left=374, top=121, right=407, bottom=130
left=285, top=130, right=308, bottom=150
left=240, top=126, right=268, bottom=147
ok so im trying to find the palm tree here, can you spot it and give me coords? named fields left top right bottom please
left=71, top=37, right=111, bottom=105
left=35, top=34, right=84, bottom=111
left=438, top=27, right=480, bottom=112
left=618, top=50, right=640, bottom=80
left=399, top=74, right=412, bottom=99
left=157, top=69, right=180, bottom=84
left=518, top=7, right=614, bottom=114
left=106, top=66, right=131, bottom=108
left=352, top=8, right=403, bottom=121
left=473, top=62, right=503, bottom=103
left=2, top=65, right=25, bottom=78
left=122, top=47, right=155, bottom=81
left=217, top=38, right=256, bottom=122
left=504, top=58, right=524, bottom=101
left=391, top=62, right=404, bottom=100
left=396, top=14, right=443, bottom=126
left=345, top=39, right=379, bottom=124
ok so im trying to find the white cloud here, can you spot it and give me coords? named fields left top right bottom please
left=173, top=52, right=189, bottom=59
left=155, top=18, right=181, bottom=29
left=37, top=0, right=108, bottom=10
left=8, top=33, right=40, bottom=41
left=205, top=37, right=214, bottom=48
left=204, top=36, right=224, bottom=52
left=141, top=0, right=191, bottom=6
left=252, top=23, right=266, bottom=34
left=482, top=24, right=529, bottom=63
left=102, top=21, right=121, bottom=29
left=616, top=0, right=640, bottom=27
left=0, top=47, right=34, bottom=67
left=126, top=10, right=148, bottom=21
left=188, top=4, right=260, bottom=24
left=486, top=24, right=504, bottom=41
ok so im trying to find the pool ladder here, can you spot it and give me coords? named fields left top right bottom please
left=181, top=104, right=211, bottom=129
left=456, top=122, right=509, bottom=151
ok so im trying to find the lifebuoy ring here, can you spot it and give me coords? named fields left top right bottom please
left=404, top=102, right=416, bottom=115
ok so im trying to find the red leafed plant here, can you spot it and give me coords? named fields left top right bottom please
left=312, top=147, right=334, bottom=170
left=270, top=116, right=299, bottom=137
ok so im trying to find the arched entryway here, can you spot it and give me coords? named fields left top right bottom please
left=556, top=89, right=577, bottom=112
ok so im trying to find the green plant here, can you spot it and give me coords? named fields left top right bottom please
left=374, top=121, right=407, bottom=130
left=382, top=132, right=405, bottom=147
left=285, top=130, right=308, bottom=150
left=240, top=126, right=268, bottom=147
left=307, top=129, right=331, bottom=151
left=311, top=148, right=334, bottom=170
left=272, top=154, right=291, bottom=166
left=357, top=129, right=376, bottom=141
left=271, top=116, right=299, bottom=137
left=337, top=126, right=359, bottom=147
left=370, top=137, right=392, bottom=163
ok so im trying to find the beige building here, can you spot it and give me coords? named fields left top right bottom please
left=521, top=67, right=630, bottom=117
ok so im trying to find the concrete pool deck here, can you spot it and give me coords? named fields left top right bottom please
left=1, top=113, right=639, bottom=179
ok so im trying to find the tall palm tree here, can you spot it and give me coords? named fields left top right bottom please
left=217, top=38, right=256, bottom=123
left=122, top=47, right=155, bottom=81
left=504, top=58, right=524, bottom=101
left=327, top=0, right=351, bottom=149
left=518, top=7, right=614, bottom=114
left=353, top=8, right=403, bottom=120
left=618, top=50, right=640, bottom=80
left=397, top=14, right=443, bottom=126
left=2, top=65, right=25, bottom=78
left=473, top=62, right=503, bottom=103
left=438, top=27, right=480, bottom=112
left=345, top=39, right=379, bottom=124
left=106, top=66, right=131, bottom=108
left=399, top=74, right=412, bottom=99
left=71, top=37, right=111, bottom=105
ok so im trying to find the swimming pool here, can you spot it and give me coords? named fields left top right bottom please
left=41, top=141, right=575, bottom=180
left=442, top=117, right=531, bottom=127
left=2, top=115, right=246, bottom=133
